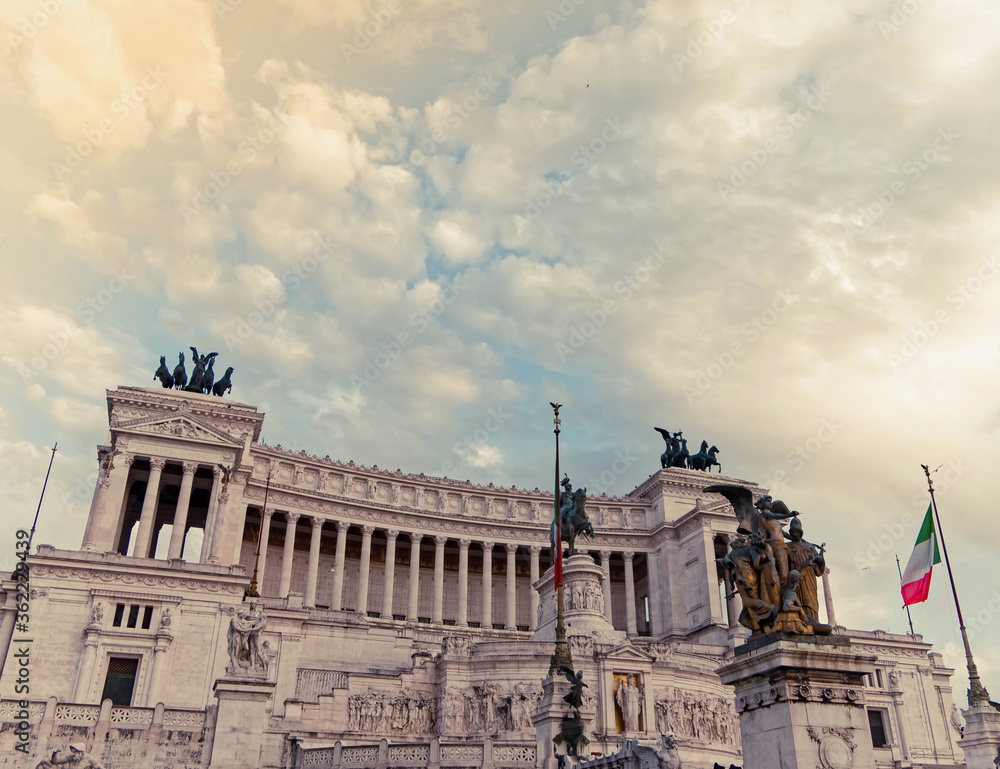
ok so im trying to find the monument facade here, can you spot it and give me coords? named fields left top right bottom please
left=0, top=385, right=967, bottom=768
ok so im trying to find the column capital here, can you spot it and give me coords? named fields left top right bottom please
left=482, top=541, right=494, bottom=553
left=149, top=458, right=167, bottom=471
left=505, top=543, right=518, bottom=555
left=385, top=529, right=399, bottom=542
left=622, top=551, right=635, bottom=563
left=411, top=532, right=423, bottom=545
left=310, top=516, right=325, bottom=530
left=361, top=524, right=375, bottom=537
left=599, top=550, right=612, bottom=561
left=528, top=545, right=541, bottom=556
left=212, top=465, right=222, bottom=479
left=122, top=453, right=136, bottom=469
left=336, top=520, right=350, bottom=533
left=181, top=461, right=199, bottom=475
left=458, top=539, right=471, bottom=550
left=286, top=511, right=301, bottom=525
left=434, top=535, right=448, bottom=547
left=263, top=507, right=276, bottom=521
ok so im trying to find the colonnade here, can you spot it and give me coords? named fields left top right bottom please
left=244, top=513, right=648, bottom=635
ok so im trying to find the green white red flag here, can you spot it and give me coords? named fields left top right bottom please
left=900, top=505, right=942, bottom=606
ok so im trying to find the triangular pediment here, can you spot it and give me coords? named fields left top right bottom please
left=601, top=640, right=655, bottom=663
left=117, top=414, right=241, bottom=446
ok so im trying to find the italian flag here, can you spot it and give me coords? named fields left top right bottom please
left=900, top=505, right=942, bottom=606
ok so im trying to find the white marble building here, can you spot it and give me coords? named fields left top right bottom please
left=0, top=386, right=968, bottom=768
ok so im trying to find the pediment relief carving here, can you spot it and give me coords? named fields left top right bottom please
left=117, top=414, right=242, bottom=446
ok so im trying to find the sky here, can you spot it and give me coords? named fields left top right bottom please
left=2, top=0, right=999, bottom=710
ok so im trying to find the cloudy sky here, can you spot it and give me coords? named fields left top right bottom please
left=2, top=0, right=999, bottom=707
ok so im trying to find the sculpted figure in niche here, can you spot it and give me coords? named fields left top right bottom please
left=616, top=674, right=643, bottom=732
left=227, top=600, right=268, bottom=673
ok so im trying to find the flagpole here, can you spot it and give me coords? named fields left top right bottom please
left=550, top=403, right=572, bottom=672
left=26, top=443, right=58, bottom=554
left=894, top=554, right=916, bottom=637
left=921, top=463, right=990, bottom=704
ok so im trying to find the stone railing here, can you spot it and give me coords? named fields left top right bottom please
left=0, top=698, right=209, bottom=769
left=301, top=739, right=536, bottom=768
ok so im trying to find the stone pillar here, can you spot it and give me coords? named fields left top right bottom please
left=74, top=633, right=100, bottom=702
left=134, top=458, right=165, bottom=558
left=145, top=634, right=172, bottom=706
left=505, top=543, right=518, bottom=630
left=279, top=512, right=300, bottom=598
left=600, top=551, right=613, bottom=624
left=210, top=676, right=276, bottom=769
left=623, top=551, right=638, bottom=635
left=822, top=568, right=837, bottom=626
left=718, top=636, right=878, bottom=769
left=357, top=525, right=374, bottom=615
left=407, top=533, right=423, bottom=622
left=529, top=546, right=541, bottom=630
left=167, top=462, right=198, bottom=560
left=81, top=450, right=112, bottom=551
left=255, top=509, right=274, bottom=595
left=331, top=521, right=349, bottom=611
left=198, top=466, right=223, bottom=563
left=208, top=489, right=231, bottom=566
left=961, top=699, right=1000, bottom=769
left=481, top=541, right=494, bottom=629
left=724, top=573, right=739, bottom=627
left=305, top=517, right=323, bottom=608
left=888, top=681, right=911, bottom=761
left=432, top=535, right=447, bottom=624
left=382, top=530, right=398, bottom=619
left=457, top=539, right=470, bottom=627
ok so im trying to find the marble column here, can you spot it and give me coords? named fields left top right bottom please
left=134, top=459, right=166, bottom=559
left=600, top=551, right=613, bottom=623
left=481, top=541, right=494, bottom=629
left=724, top=573, right=740, bottom=628
left=331, top=521, right=349, bottom=611
left=208, top=489, right=231, bottom=565
left=145, top=636, right=171, bottom=706
left=255, top=509, right=275, bottom=595
left=822, top=568, right=837, bottom=626
left=407, top=533, right=423, bottom=622
left=74, top=634, right=99, bottom=702
left=382, top=530, right=399, bottom=619
left=198, top=466, right=223, bottom=563
left=304, top=517, right=323, bottom=608
left=279, top=512, right=300, bottom=598
left=432, top=535, right=447, bottom=624
left=457, top=539, right=470, bottom=627
left=623, top=551, right=638, bottom=635
left=505, top=543, right=518, bottom=630
left=81, top=450, right=112, bottom=551
left=357, top=525, right=374, bottom=615
left=167, top=462, right=198, bottom=560
left=529, top=546, right=541, bottom=630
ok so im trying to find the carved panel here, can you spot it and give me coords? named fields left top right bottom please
left=301, top=748, right=337, bottom=767
left=342, top=746, right=379, bottom=763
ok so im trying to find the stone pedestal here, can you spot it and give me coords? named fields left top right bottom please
left=717, top=634, right=878, bottom=769
left=532, top=554, right=624, bottom=646
left=961, top=699, right=1000, bottom=768
left=209, top=675, right=276, bottom=769
left=532, top=671, right=576, bottom=769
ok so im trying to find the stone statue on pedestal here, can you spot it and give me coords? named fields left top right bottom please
left=227, top=601, right=268, bottom=674
left=709, top=484, right=831, bottom=636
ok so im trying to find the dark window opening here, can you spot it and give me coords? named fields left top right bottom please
left=868, top=709, right=889, bottom=748
left=141, top=606, right=154, bottom=630
left=126, top=604, right=140, bottom=628
left=112, top=604, right=125, bottom=627
left=101, top=657, right=138, bottom=707
left=393, top=613, right=407, bottom=621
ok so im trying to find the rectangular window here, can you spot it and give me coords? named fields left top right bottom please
left=868, top=709, right=889, bottom=748
left=126, top=604, right=140, bottom=628
left=112, top=604, right=125, bottom=627
left=141, top=606, right=154, bottom=630
left=875, top=668, right=883, bottom=688
left=100, top=657, right=139, bottom=707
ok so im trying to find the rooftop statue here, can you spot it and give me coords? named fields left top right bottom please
left=708, top=484, right=831, bottom=636
left=152, top=347, right=235, bottom=396
left=654, top=428, right=721, bottom=472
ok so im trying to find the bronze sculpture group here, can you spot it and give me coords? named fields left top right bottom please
left=551, top=474, right=593, bottom=557
left=153, top=346, right=235, bottom=397
left=709, top=484, right=831, bottom=636
left=655, top=428, right=721, bottom=472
